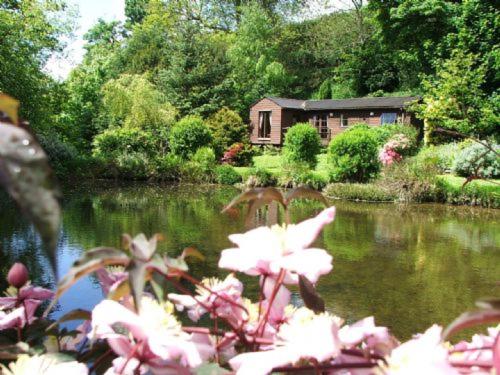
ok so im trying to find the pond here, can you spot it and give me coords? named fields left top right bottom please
left=0, top=182, right=499, bottom=340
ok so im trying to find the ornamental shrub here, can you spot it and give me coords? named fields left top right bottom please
left=206, top=107, right=249, bottom=157
left=372, top=124, right=419, bottom=156
left=221, top=142, right=254, bottom=166
left=169, top=115, right=213, bottom=158
left=452, top=143, right=500, bottom=179
left=191, top=147, right=217, bottom=175
left=283, top=123, right=321, bottom=168
left=327, top=127, right=380, bottom=182
left=215, top=165, right=242, bottom=185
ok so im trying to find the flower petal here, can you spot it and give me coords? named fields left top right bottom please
left=278, top=248, right=333, bottom=283
left=285, top=206, right=335, bottom=250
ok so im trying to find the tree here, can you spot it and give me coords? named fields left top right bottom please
left=125, top=0, right=151, bottom=25
left=206, top=107, right=249, bottom=156
left=416, top=51, right=499, bottom=143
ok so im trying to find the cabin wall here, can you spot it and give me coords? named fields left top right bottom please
left=249, top=99, right=283, bottom=145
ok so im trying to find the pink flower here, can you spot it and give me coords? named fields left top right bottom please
left=450, top=326, right=499, bottom=373
left=339, top=316, right=397, bottom=355
left=7, top=263, right=29, bottom=289
left=0, top=285, right=54, bottom=330
left=219, top=207, right=335, bottom=284
left=229, top=307, right=342, bottom=375
left=382, top=325, right=459, bottom=375
left=95, top=268, right=128, bottom=296
left=89, top=297, right=205, bottom=374
left=168, top=274, right=246, bottom=326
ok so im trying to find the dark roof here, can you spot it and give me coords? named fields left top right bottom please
left=263, top=96, right=419, bottom=110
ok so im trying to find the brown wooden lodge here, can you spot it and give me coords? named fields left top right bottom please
left=250, top=96, right=421, bottom=145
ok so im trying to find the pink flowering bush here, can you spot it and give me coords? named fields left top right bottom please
left=379, top=134, right=412, bottom=166
left=0, top=187, right=499, bottom=375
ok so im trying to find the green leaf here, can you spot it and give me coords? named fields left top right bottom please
left=194, top=363, right=230, bottom=374
left=46, top=309, right=91, bottom=332
left=298, top=275, right=325, bottom=314
left=0, top=122, right=61, bottom=270
left=442, top=309, right=500, bottom=341
left=285, top=186, right=328, bottom=206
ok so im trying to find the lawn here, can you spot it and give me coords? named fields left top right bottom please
left=234, top=153, right=329, bottom=180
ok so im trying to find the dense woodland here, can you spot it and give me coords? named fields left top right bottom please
left=0, top=0, right=498, bottom=177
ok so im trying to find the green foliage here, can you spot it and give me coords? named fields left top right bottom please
left=92, top=127, right=157, bottom=159
left=168, top=116, right=213, bottom=158
left=191, top=147, right=217, bottom=175
left=206, top=107, right=249, bottom=156
left=452, top=143, right=500, bottom=179
left=372, top=124, right=419, bottom=155
left=215, top=165, right=242, bottom=185
left=153, top=154, right=182, bottom=181
left=115, top=152, right=151, bottom=180
left=413, top=143, right=464, bottom=173
left=222, top=143, right=254, bottom=167
left=278, top=164, right=327, bottom=190
left=416, top=51, right=499, bottom=142
left=245, top=167, right=276, bottom=187
left=324, top=183, right=396, bottom=202
left=102, top=74, right=177, bottom=132
left=327, top=127, right=380, bottom=183
left=436, top=175, right=500, bottom=208
left=283, top=123, right=321, bottom=168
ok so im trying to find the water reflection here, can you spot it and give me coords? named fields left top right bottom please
left=0, top=183, right=498, bottom=340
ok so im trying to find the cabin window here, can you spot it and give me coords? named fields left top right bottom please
left=258, top=111, right=271, bottom=138
left=381, top=112, right=397, bottom=125
left=313, top=114, right=328, bottom=139
left=340, top=114, right=349, bottom=127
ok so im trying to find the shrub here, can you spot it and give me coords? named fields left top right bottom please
left=191, top=147, right=217, bottom=176
left=378, top=134, right=413, bottom=166
left=37, top=133, right=85, bottom=178
left=413, top=142, right=463, bottom=173
left=115, top=152, right=151, bottom=180
left=327, top=127, right=380, bottom=182
left=244, top=167, right=276, bottom=187
left=221, top=142, right=254, bottom=166
left=452, top=143, right=500, bottom=179
left=372, top=124, right=419, bottom=155
left=169, top=115, right=212, bottom=158
left=92, top=127, right=157, bottom=158
left=283, top=123, right=321, bottom=168
left=215, top=165, right=242, bottom=185
left=154, top=154, right=182, bottom=181
left=324, top=183, right=396, bottom=202
left=206, top=107, right=249, bottom=157
left=436, top=175, right=500, bottom=208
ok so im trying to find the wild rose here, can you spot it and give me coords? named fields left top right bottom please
left=89, top=297, right=206, bottom=374
left=168, top=274, right=246, bottom=326
left=229, top=307, right=342, bottom=375
left=0, top=354, right=88, bottom=375
left=382, top=325, right=459, bottom=375
left=7, top=263, right=29, bottom=289
left=219, top=206, right=335, bottom=284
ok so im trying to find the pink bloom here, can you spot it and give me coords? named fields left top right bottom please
left=0, top=285, right=54, bottom=330
left=219, top=207, right=335, bottom=284
left=382, top=325, right=459, bottom=375
left=7, top=263, right=29, bottom=288
left=339, top=316, right=397, bottom=356
left=95, top=268, right=128, bottom=296
left=90, top=297, right=204, bottom=374
left=168, top=274, right=246, bottom=326
left=230, top=308, right=342, bottom=375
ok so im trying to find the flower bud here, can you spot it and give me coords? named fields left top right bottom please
left=7, top=263, right=29, bottom=288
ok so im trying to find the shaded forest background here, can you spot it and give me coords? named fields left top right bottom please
left=0, top=0, right=498, bottom=158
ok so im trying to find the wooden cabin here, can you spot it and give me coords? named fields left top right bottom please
left=249, top=96, right=421, bottom=145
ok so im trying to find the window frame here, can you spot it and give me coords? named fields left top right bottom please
left=313, top=114, right=328, bottom=139
left=258, top=111, right=272, bottom=139
left=340, top=114, right=349, bottom=128
left=380, top=112, right=398, bottom=125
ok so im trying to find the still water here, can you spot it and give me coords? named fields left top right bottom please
left=0, top=183, right=499, bottom=340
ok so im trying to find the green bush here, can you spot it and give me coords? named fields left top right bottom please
left=324, top=183, right=396, bottom=202
left=169, top=115, right=213, bottom=158
left=206, top=107, right=249, bottom=157
left=283, top=123, right=321, bottom=168
left=452, top=143, right=500, bottom=179
left=115, top=152, right=151, bottom=180
left=154, top=154, right=182, bottom=181
left=191, top=147, right=217, bottom=176
left=245, top=167, right=277, bottom=187
left=327, top=126, right=380, bottom=182
left=221, top=143, right=254, bottom=166
left=38, top=133, right=89, bottom=178
left=436, top=175, right=500, bottom=208
left=413, top=143, right=463, bottom=173
left=215, top=165, right=242, bottom=185
left=92, top=127, right=157, bottom=158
